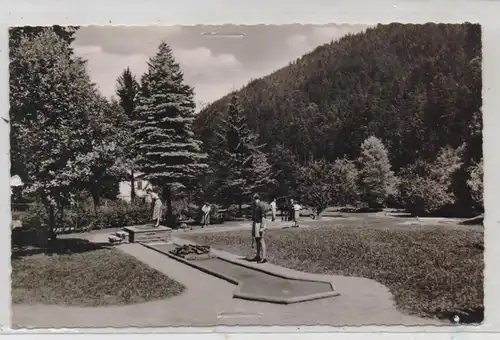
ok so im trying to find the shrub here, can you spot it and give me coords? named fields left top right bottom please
left=357, top=136, right=396, bottom=209
left=399, top=146, right=464, bottom=216
left=225, top=205, right=245, bottom=221
left=297, top=160, right=333, bottom=216
left=399, top=174, right=455, bottom=215
left=167, top=199, right=200, bottom=225
left=467, top=158, right=483, bottom=210
left=17, top=199, right=151, bottom=234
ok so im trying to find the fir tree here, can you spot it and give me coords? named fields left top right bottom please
left=116, top=67, right=140, bottom=200
left=134, top=42, right=208, bottom=225
left=269, top=145, right=301, bottom=199
left=213, top=95, right=273, bottom=212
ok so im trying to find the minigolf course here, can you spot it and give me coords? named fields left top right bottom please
left=142, top=241, right=339, bottom=304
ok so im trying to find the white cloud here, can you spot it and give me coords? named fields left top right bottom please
left=73, top=25, right=370, bottom=105
left=286, top=25, right=369, bottom=56
left=311, top=24, right=369, bottom=43
left=174, top=47, right=242, bottom=82
left=74, top=44, right=242, bottom=104
left=75, top=26, right=183, bottom=56
left=74, top=45, right=149, bottom=99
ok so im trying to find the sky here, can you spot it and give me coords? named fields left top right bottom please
left=73, top=24, right=369, bottom=109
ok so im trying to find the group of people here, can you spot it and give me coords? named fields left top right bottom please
left=269, top=197, right=302, bottom=226
left=146, top=188, right=213, bottom=228
left=144, top=187, right=300, bottom=265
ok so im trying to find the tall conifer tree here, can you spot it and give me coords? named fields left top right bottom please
left=213, top=95, right=273, bottom=212
left=116, top=67, right=140, bottom=199
left=134, top=42, right=208, bottom=225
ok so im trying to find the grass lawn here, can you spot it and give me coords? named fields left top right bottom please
left=185, top=219, right=483, bottom=320
left=12, top=246, right=185, bottom=307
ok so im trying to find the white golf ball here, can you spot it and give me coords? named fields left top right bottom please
left=453, top=315, right=460, bottom=323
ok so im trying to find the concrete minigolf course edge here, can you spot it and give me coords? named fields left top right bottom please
left=141, top=241, right=340, bottom=304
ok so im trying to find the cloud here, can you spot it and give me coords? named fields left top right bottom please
left=74, top=45, right=149, bottom=98
left=75, top=26, right=183, bottom=55
left=73, top=24, right=371, bottom=106
left=74, top=44, right=243, bottom=103
left=311, top=24, right=368, bottom=41
left=175, top=47, right=241, bottom=81
left=285, top=24, right=369, bottom=55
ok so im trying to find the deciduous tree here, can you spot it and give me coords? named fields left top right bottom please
left=297, top=160, right=333, bottom=216
left=10, top=29, right=95, bottom=243
left=357, top=136, right=396, bottom=209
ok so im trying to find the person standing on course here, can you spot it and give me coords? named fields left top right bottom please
left=146, top=188, right=163, bottom=227
left=293, top=199, right=302, bottom=228
left=270, top=198, right=277, bottom=222
left=289, top=198, right=295, bottom=224
left=251, top=193, right=267, bottom=263
left=201, top=202, right=211, bottom=228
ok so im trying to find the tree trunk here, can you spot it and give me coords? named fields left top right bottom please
left=130, top=169, right=136, bottom=201
left=238, top=202, right=242, bottom=217
left=91, top=187, right=100, bottom=213
left=47, top=205, right=56, bottom=248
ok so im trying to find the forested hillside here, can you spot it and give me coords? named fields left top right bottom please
left=196, top=23, right=481, bottom=168
left=195, top=23, right=482, bottom=216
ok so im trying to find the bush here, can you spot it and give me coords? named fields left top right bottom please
left=467, top=158, right=483, bottom=210
left=399, top=146, right=464, bottom=216
left=399, top=175, right=455, bottom=216
left=297, top=160, right=333, bottom=216
left=16, top=199, right=151, bottom=235
left=225, top=205, right=244, bottom=221
left=169, top=199, right=200, bottom=222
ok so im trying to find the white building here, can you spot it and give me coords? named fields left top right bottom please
left=10, top=175, right=24, bottom=195
left=118, top=171, right=153, bottom=203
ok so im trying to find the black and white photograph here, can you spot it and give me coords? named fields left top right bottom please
left=9, top=23, right=483, bottom=328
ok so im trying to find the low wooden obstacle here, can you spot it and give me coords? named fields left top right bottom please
left=108, top=231, right=129, bottom=244
left=169, top=244, right=215, bottom=260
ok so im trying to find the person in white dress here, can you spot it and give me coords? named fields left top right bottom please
left=270, top=198, right=277, bottom=222
left=292, top=200, right=302, bottom=227
left=146, top=188, right=163, bottom=227
left=201, top=202, right=211, bottom=227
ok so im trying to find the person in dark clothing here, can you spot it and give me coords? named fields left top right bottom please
left=251, top=193, right=267, bottom=263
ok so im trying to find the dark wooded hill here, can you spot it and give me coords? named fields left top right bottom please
left=195, top=23, right=482, bottom=171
